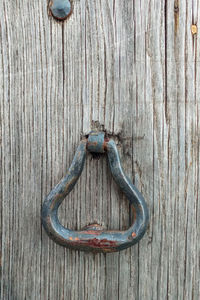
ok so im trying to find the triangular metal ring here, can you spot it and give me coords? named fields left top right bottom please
left=41, top=132, right=149, bottom=253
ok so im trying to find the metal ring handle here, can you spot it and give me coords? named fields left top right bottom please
left=41, top=132, right=149, bottom=253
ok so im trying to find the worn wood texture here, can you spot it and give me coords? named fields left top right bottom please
left=0, top=0, right=200, bottom=299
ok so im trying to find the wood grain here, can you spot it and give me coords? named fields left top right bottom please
left=0, top=0, right=199, bottom=299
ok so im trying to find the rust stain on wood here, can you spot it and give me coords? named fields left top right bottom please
left=191, top=24, right=198, bottom=35
left=174, top=0, right=179, bottom=34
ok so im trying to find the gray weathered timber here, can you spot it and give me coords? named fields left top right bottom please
left=0, top=0, right=199, bottom=299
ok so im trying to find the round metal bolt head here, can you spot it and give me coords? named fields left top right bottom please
left=50, top=0, right=71, bottom=20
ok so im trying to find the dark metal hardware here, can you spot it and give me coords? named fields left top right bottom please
left=41, top=132, right=149, bottom=253
left=49, top=0, right=71, bottom=20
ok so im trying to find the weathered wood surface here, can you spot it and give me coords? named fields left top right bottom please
left=0, top=0, right=199, bottom=299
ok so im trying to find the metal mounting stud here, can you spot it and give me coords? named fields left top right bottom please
left=49, top=0, right=71, bottom=21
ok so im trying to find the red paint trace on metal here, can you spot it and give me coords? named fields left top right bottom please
left=132, top=232, right=136, bottom=238
left=70, top=238, right=118, bottom=249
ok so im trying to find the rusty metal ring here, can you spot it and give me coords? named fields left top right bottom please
left=41, top=132, right=149, bottom=253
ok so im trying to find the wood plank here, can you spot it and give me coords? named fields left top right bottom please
left=0, top=0, right=199, bottom=299
left=165, top=1, right=200, bottom=299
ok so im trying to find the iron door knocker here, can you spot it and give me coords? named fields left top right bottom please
left=42, top=132, right=149, bottom=253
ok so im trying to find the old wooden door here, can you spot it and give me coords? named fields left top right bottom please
left=1, top=1, right=199, bottom=299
